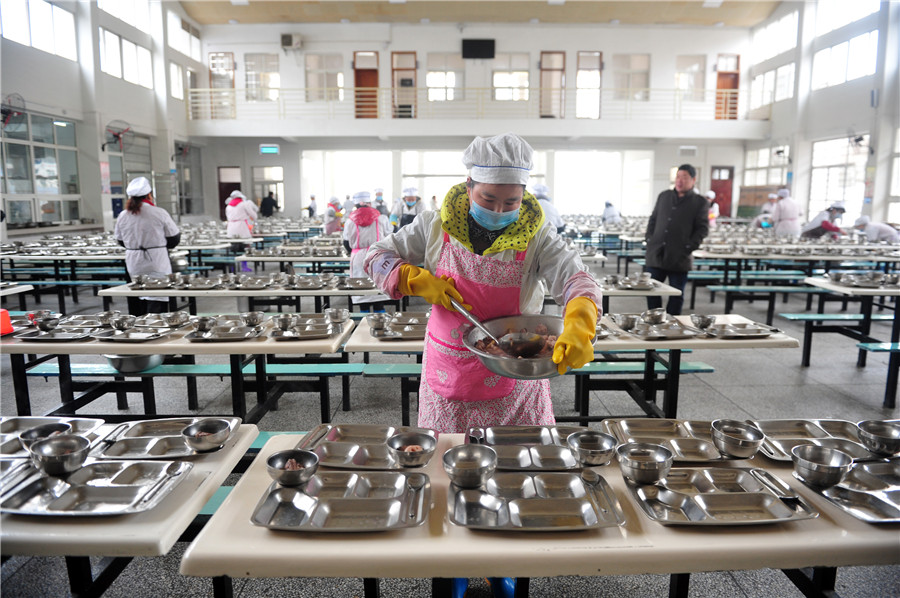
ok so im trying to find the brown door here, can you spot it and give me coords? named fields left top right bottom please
left=715, top=54, right=740, bottom=120
left=218, top=167, right=242, bottom=220
left=711, top=166, right=734, bottom=218
left=354, top=51, right=379, bottom=118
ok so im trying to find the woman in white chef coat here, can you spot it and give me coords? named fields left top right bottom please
left=390, top=187, right=426, bottom=230
left=342, top=191, right=392, bottom=306
left=114, top=176, right=180, bottom=315
left=225, top=190, right=258, bottom=272
left=771, top=188, right=802, bottom=239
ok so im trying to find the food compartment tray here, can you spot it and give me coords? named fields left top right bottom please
left=705, top=323, right=772, bottom=338
left=466, top=425, right=587, bottom=470
left=251, top=471, right=430, bottom=532
left=625, top=467, right=818, bottom=526
left=59, top=315, right=107, bottom=328
left=0, top=460, right=192, bottom=516
left=92, top=417, right=241, bottom=459
left=184, top=326, right=263, bottom=342
left=751, top=419, right=880, bottom=461
left=447, top=471, right=624, bottom=531
left=296, top=424, right=437, bottom=470
left=601, top=419, right=730, bottom=462
left=0, top=416, right=105, bottom=457
left=91, top=328, right=174, bottom=342
left=14, top=328, right=97, bottom=341
left=628, top=323, right=697, bottom=340
left=800, top=459, right=900, bottom=523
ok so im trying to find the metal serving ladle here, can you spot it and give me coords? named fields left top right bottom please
left=449, top=298, right=544, bottom=358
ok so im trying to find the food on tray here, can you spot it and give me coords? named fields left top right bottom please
left=474, top=327, right=557, bottom=358
left=195, top=431, right=213, bottom=437
left=284, top=458, right=304, bottom=471
left=402, top=444, right=424, bottom=452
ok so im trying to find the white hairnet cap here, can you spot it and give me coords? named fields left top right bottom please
left=463, top=133, right=533, bottom=185
left=777, top=189, right=791, bottom=199
left=225, top=190, right=246, bottom=205
left=829, top=202, right=846, bottom=211
left=126, top=176, right=152, bottom=197
left=374, top=188, right=384, bottom=194
left=402, top=187, right=418, bottom=197
left=532, top=183, right=549, bottom=199
left=353, top=191, right=371, bottom=204
left=705, top=190, right=716, bottom=200
left=768, top=193, right=778, bottom=200
left=855, top=215, right=871, bottom=227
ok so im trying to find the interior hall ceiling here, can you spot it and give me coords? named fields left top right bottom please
left=179, top=0, right=782, bottom=27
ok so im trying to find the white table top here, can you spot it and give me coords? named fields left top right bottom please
left=179, top=243, right=233, bottom=251
left=0, top=284, right=34, bottom=297
left=693, top=250, right=900, bottom=263
left=237, top=254, right=351, bottom=263
left=804, top=276, right=900, bottom=297
left=98, top=283, right=381, bottom=299
left=1, top=251, right=187, bottom=262
left=0, top=319, right=356, bottom=356
left=2, top=423, right=259, bottom=558
left=180, top=433, right=899, bottom=580
left=600, top=280, right=681, bottom=298
left=344, top=318, right=423, bottom=353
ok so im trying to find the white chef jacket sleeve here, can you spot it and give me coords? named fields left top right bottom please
left=528, top=225, right=602, bottom=309
left=365, top=211, right=439, bottom=298
left=161, top=210, right=179, bottom=237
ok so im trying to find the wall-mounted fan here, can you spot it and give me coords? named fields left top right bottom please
left=102, top=119, right=135, bottom=152
left=1, top=93, right=26, bottom=129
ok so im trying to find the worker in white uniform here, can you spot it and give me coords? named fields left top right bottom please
left=854, top=216, right=900, bottom=243
left=532, top=184, right=565, bottom=234
left=390, top=187, right=426, bottom=231
left=771, top=188, right=802, bottom=239
left=114, top=176, right=180, bottom=315
left=342, top=191, right=392, bottom=307
left=225, top=190, right=258, bottom=272
left=602, top=202, right=623, bottom=226
left=706, top=190, right=720, bottom=227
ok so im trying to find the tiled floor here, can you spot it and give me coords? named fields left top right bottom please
left=2, top=270, right=899, bottom=597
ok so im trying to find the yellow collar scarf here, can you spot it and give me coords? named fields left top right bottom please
left=440, top=182, right=545, bottom=254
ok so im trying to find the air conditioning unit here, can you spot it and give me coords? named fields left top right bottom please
left=280, top=34, right=302, bottom=50
left=678, top=145, right=698, bottom=158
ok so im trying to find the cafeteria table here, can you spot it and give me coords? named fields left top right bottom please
left=237, top=253, right=351, bottom=274
left=0, top=319, right=356, bottom=423
left=180, top=433, right=899, bottom=598
left=597, top=280, right=681, bottom=313
left=691, top=249, right=900, bottom=284
left=2, top=421, right=259, bottom=598
left=0, top=283, right=35, bottom=310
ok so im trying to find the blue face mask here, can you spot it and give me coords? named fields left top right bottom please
left=469, top=200, right=520, bottom=231
left=405, top=200, right=417, bottom=208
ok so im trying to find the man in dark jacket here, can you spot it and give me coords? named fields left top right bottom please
left=260, top=192, right=278, bottom=217
left=644, top=164, right=709, bottom=315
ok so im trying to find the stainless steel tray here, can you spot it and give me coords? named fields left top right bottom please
left=292, top=280, right=324, bottom=290
left=59, top=315, right=108, bottom=328
left=91, top=328, right=175, bottom=342
left=705, top=323, right=772, bottom=339
left=296, top=424, right=437, bottom=470
left=338, top=278, right=375, bottom=290
left=601, top=419, right=731, bottom=462
left=390, top=313, right=430, bottom=326
left=184, top=326, right=263, bottom=342
left=750, top=419, right=882, bottom=461
left=625, top=467, right=818, bottom=526
left=628, top=322, right=697, bottom=340
left=467, top=425, right=588, bottom=471
left=1, top=416, right=105, bottom=457
left=370, top=326, right=426, bottom=341
left=91, top=416, right=241, bottom=459
left=447, top=470, right=625, bottom=531
left=251, top=471, right=431, bottom=532
left=271, top=328, right=333, bottom=341
left=133, top=315, right=189, bottom=328
left=800, top=459, right=900, bottom=523
left=14, top=328, right=98, bottom=342
left=0, top=460, right=192, bottom=516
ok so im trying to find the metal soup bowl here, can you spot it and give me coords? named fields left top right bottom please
left=641, top=308, right=667, bottom=325
left=18, top=422, right=73, bottom=450
left=161, top=311, right=189, bottom=326
left=193, top=316, right=218, bottom=333
left=240, top=311, right=266, bottom=327
left=29, top=434, right=91, bottom=476
left=689, top=314, right=716, bottom=330
left=111, top=315, right=137, bottom=331
left=181, top=418, right=232, bottom=452
left=326, top=308, right=350, bottom=324
left=462, top=313, right=564, bottom=380
left=266, top=449, right=319, bottom=487
left=96, top=310, right=121, bottom=326
left=567, top=430, right=617, bottom=466
left=856, top=420, right=900, bottom=457
left=387, top=432, right=437, bottom=468
left=616, top=442, right=673, bottom=484
left=710, top=419, right=764, bottom=459
left=610, top=313, right=640, bottom=331
left=442, top=444, right=497, bottom=488
left=791, top=444, right=853, bottom=488
left=34, top=317, right=60, bottom=332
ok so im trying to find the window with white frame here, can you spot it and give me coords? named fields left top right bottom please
left=426, top=53, right=465, bottom=102
left=889, top=129, right=900, bottom=222
left=492, top=53, right=530, bottom=101
left=612, top=54, right=650, bottom=101
left=812, top=30, right=878, bottom=90
left=674, top=55, right=705, bottom=102
left=809, top=136, right=869, bottom=217
left=815, top=0, right=880, bottom=36
left=166, top=10, right=202, bottom=62
left=174, top=142, right=203, bottom=215
left=98, top=0, right=150, bottom=30
left=170, top=62, right=185, bottom=100
left=305, top=54, right=344, bottom=101
left=575, top=51, right=602, bottom=119
left=743, top=146, right=791, bottom=187
left=0, top=0, right=76, bottom=61
left=100, top=29, right=123, bottom=78
left=774, top=63, right=795, bottom=102
left=245, top=54, right=280, bottom=102
left=751, top=11, right=798, bottom=64
left=99, top=28, right=152, bottom=88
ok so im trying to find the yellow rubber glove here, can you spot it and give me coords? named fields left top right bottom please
left=398, top=264, right=471, bottom=311
left=552, top=297, right=598, bottom=375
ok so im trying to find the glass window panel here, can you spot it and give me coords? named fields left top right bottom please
left=29, top=0, right=53, bottom=54
left=762, top=70, right=775, bottom=104
left=6, top=199, right=34, bottom=224
left=1, top=0, right=31, bottom=46
left=54, top=120, right=75, bottom=146
left=33, top=146, right=59, bottom=194
left=62, top=200, right=80, bottom=220
left=171, top=62, right=184, bottom=99
left=101, top=29, right=122, bottom=78
left=393, top=53, right=416, bottom=69
left=39, top=199, right=61, bottom=222
left=122, top=39, right=139, bottom=84
left=30, top=115, right=54, bottom=143
left=578, top=51, right=601, bottom=70
left=4, top=142, right=33, bottom=193
left=847, top=31, right=877, bottom=80
left=58, top=149, right=78, bottom=193
left=138, top=45, right=153, bottom=88
left=542, top=52, right=564, bottom=69
left=745, top=150, right=758, bottom=168
left=775, top=64, right=794, bottom=101
left=108, top=154, right=124, bottom=194
left=53, top=5, right=77, bottom=60
left=355, top=52, right=377, bottom=69
left=768, top=168, right=784, bottom=185
left=811, top=48, right=829, bottom=90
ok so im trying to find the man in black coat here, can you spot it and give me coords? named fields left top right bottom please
left=644, top=164, right=709, bottom=315
left=260, top=192, right=278, bottom=217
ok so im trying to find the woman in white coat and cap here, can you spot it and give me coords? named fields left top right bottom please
left=771, top=188, right=802, bottom=239
left=114, top=176, right=180, bottom=315
left=225, top=190, right=258, bottom=272
left=342, top=191, right=392, bottom=306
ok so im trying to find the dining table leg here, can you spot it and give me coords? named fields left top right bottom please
left=662, top=350, right=681, bottom=419
left=857, top=297, right=874, bottom=367
left=11, top=353, right=32, bottom=416
left=212, top=575, right=234, bottom=598
left=229, top=354, right=247, bottom=419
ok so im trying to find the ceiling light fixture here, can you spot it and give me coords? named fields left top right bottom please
left=228, top=19, right=239, bottom=24
left=388, top=0, right=406, bottom=4
left=530, top=18, right=539, bottom=24
left=713, top=21, right=724, bottom=27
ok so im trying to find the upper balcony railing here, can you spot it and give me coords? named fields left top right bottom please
left=186, top=86, right=748, bottom=123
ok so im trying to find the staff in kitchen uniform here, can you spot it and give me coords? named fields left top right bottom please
left=366, top=133, right=601, bottom=598
left=225, top=190, right=258, bottom=272
left=114, top=176, right=180, bottom=315
left=323, top=196, right=343, bottom=234
left=390, top=187, right=425, bottom=230
left=342, top=191, right=392, bottom=307
left=771, top=188, right=802, bottom=239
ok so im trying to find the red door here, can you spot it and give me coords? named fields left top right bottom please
left=710, top=166, right=734, bottom=218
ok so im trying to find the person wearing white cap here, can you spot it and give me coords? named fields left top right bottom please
left=342, top=194, right=355, bottom=218
left=801, top=201, right=845, bottom=239
left=706, top=190, right=719, bottom=228
left=771, top=188, right=801, bottom=238
left=760, top=193, right=778, bottom=215
left=323, top=197, right=343, bottom=234
left=307, top=194, right=317, bottom=219
left=342, top=191, right=392, bottom=306
left=224, top=190, right=258, bottom=239
left=532, top=183, right=564, bottom=234
left=114, top=176, right=180, bottom=314
left=853, top=215, right=900, bottom=243
left=373, top=188, right=389, bottom=217
left=602, top=202, right=623, bottom=226
left=391, top=186, right=424, bottom=230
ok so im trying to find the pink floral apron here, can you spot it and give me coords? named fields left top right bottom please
left=418, top=233, right=554, bottom=433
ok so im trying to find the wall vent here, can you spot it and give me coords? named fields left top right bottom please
left=678, top=145, right=698, bottom=157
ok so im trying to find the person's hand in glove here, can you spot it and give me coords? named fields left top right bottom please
left=552, top=297, right=598, bottom=375
left=398, top=264, right=472, bottom=311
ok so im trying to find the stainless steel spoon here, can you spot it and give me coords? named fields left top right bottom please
left=406, top=473, right=426, bottom=519
left=449, top=297, right=502, bottom=345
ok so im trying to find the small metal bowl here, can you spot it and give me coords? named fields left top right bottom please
left=442, top=444, right=497, bottom=488
left=161, top=311, right=189, bottom=326
left=462, top=313, right=563, bottom=380
left=689, top=314, right=716, bottom=330
left=366, top=313, right=390, bottom=330
left=34, top=317, right=60, bottom=332
left=567, top=430, right=617, bottom=466
left=181, top=418, right=232, bottom=452
left=791, top=444, right=853, bottom=488
left=610, top=313, right=640, bottom=331
left=96, top=310, right=121, bottom=326
left=28, top=309, right=53, bottom=322
left=857, top=420, right=900, bottom=457
left=193, top=316, right=218, bottom=333
left=266, top=449, right=319, bottom=486
left=28, top=434, right=90, bottom=476
left=273, top=314, right=296, bottom=331
left=104, top=353, right=164, bottom=373
left=711, top=419, right=764, bottom=459
left=826, top=271, right=844, bottom=283
left=18, top=422, right=73, bottom=450
left=326, top=308, right=350, bottom=324
left=641, top=308, right=667, bottom=325
left=111, top=315, right=137, bottom=331
left=387, top=432, right=437, bottom=467
left=240, top=311, right=266, bottom=326
left=616, top=442, right=673, bottom=484
left=603, top=275, right=620, bottom=286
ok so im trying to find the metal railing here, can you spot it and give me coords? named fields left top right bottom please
left=186, top=86, right=746, bottom=122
